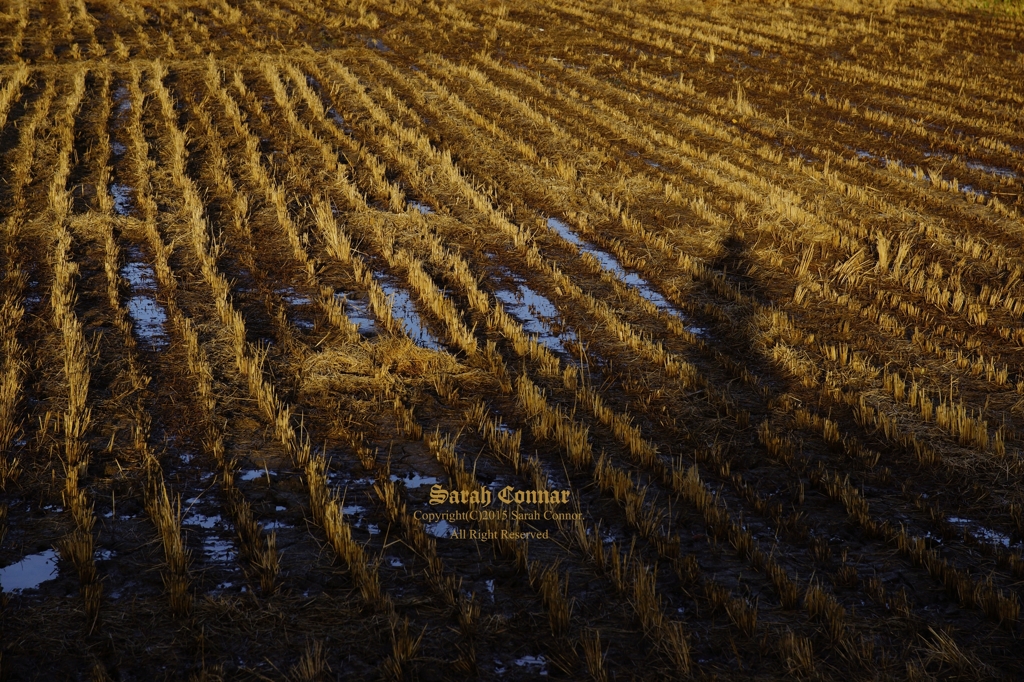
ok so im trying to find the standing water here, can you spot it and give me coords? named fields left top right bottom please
left=122, top=247, right=169, bottom=350
left=546, top=217, right=706, bottom=337
left=0, top=550, right=60, bottom=592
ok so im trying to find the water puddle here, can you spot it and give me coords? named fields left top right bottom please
left=947, top=516, right=1014, bottom=548
left=183, top=512, right=222, bottom=529
left=21, top=280, right=38, bottom=305
left=425, top=519, right=456, bottom=538
left=328, top=473, right=372, bottom=498
left=126, top=296, right=169, bottom=349
left=514, top=655, right=548, bottom=675
left=0, top=549, right=59, bottom=592
left=495, top=284, right=576, bottom=355
left=96, top=549, right=116, bottom=561
left=628, top=149, right=661, bottom=169
left=335, top=292, right=377, bottom=336
left=122, top=256, right=156, bottom=289
left=495, top=262, right=577, bottom=348
left=959, top=183, right=990, bottom=198
left=388, top=556, right=404, bottom=567
left=23, top=278, right=41, bottom=310
left=264, top=520, right=292, bottom=530
left=342, top=504, right=380, bottom=535
left=390, top=472, right=438, bottom=489
left=204, top=538, right=236, bottom=563
left=918, top=151, right=1017, bottom=190
left=965, top=160, right=1018, bottom=181
left=181, top=504, right=238, bottom=563
left=277, top=287, right=315, bottom=330
left=111, top=140, right=126, bottom=157
left=113, top=85, right=131, bottom=116
left=325, top=107, right=352, bottom=135
left=546, top=217, right=705, bottom=335
left=277, top=287, right=312, bottom=306
left=122, top=250, right=169, bottom=350
left=787, top=147, right=816, bottom=164
left=101, top=511, right=138, bottom=521
left=376, top=273, right=444, bottom=350
left=885, top=157, right=984, bottom=198
left=110, top=183, right=133, bottom=216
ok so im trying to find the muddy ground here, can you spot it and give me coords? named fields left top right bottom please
left=1, top=0, right=1024, bottom=679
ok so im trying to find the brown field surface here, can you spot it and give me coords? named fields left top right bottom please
left=1, top=0, right=1023, bottom=679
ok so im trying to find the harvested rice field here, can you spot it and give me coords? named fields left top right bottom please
left=1, top=0, right=1024, bottom=679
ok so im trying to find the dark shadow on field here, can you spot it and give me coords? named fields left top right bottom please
left=700, top=232, right=793, bottom=416
left=690, top=230, right=1024, bottom=678
left=708, top=233, right=767, bottom=300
